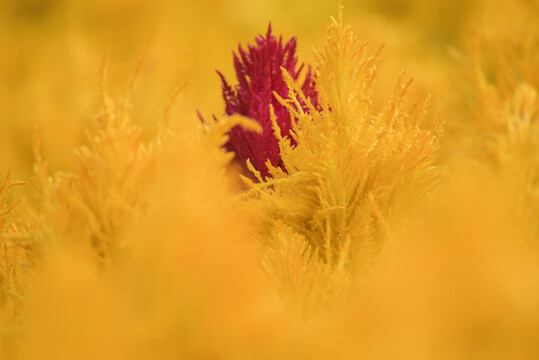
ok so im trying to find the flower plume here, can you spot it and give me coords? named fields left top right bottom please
left=217, top=24, right=318, bottom=179
left=243, top=11, right=442, bottom=302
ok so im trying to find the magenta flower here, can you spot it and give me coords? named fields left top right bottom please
left=217, top=24, right=318, bottom=179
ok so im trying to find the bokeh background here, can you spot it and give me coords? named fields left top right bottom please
left=0, top=0, right=535, bottom=181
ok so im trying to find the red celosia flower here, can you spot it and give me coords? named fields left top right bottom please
left=217, top=24, right=318, bottom=179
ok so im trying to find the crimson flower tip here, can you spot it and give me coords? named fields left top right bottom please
left=218, top=24, right=318, bottom=180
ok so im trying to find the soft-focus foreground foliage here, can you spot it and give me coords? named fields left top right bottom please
left=0, top=0, right=538, bottom=359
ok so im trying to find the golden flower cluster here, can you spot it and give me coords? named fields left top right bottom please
left=0, top=0, right=537, bottom=359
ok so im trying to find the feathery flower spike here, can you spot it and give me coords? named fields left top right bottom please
left=217, top=24, right=318, bottom=179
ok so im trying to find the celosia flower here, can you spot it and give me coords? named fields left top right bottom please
left=217, top=24, right=318, bottom=179
left=244, top=12, right=442, bottom=302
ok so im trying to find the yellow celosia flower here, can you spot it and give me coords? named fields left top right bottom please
left=243, top=5, right=442, bottom=302
left=32, top=59, right=159, bottom=262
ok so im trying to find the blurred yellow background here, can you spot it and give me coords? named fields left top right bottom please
left=1, top=0, right=535, bottom=181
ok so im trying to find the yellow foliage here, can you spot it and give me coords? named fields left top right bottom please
left=243, top=8, right=442, bottom=302
left=32, top=59, right=159, bottom=261
left=0, top=174, right=33, bottom=358
left=0, top=176, right=31, bottom=307
left=19, top=88, right=276, bottom=360
left=456, top=13, right=539, bottom=233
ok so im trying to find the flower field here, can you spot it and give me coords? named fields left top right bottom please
left=1, top=0, right=538, bottom=358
